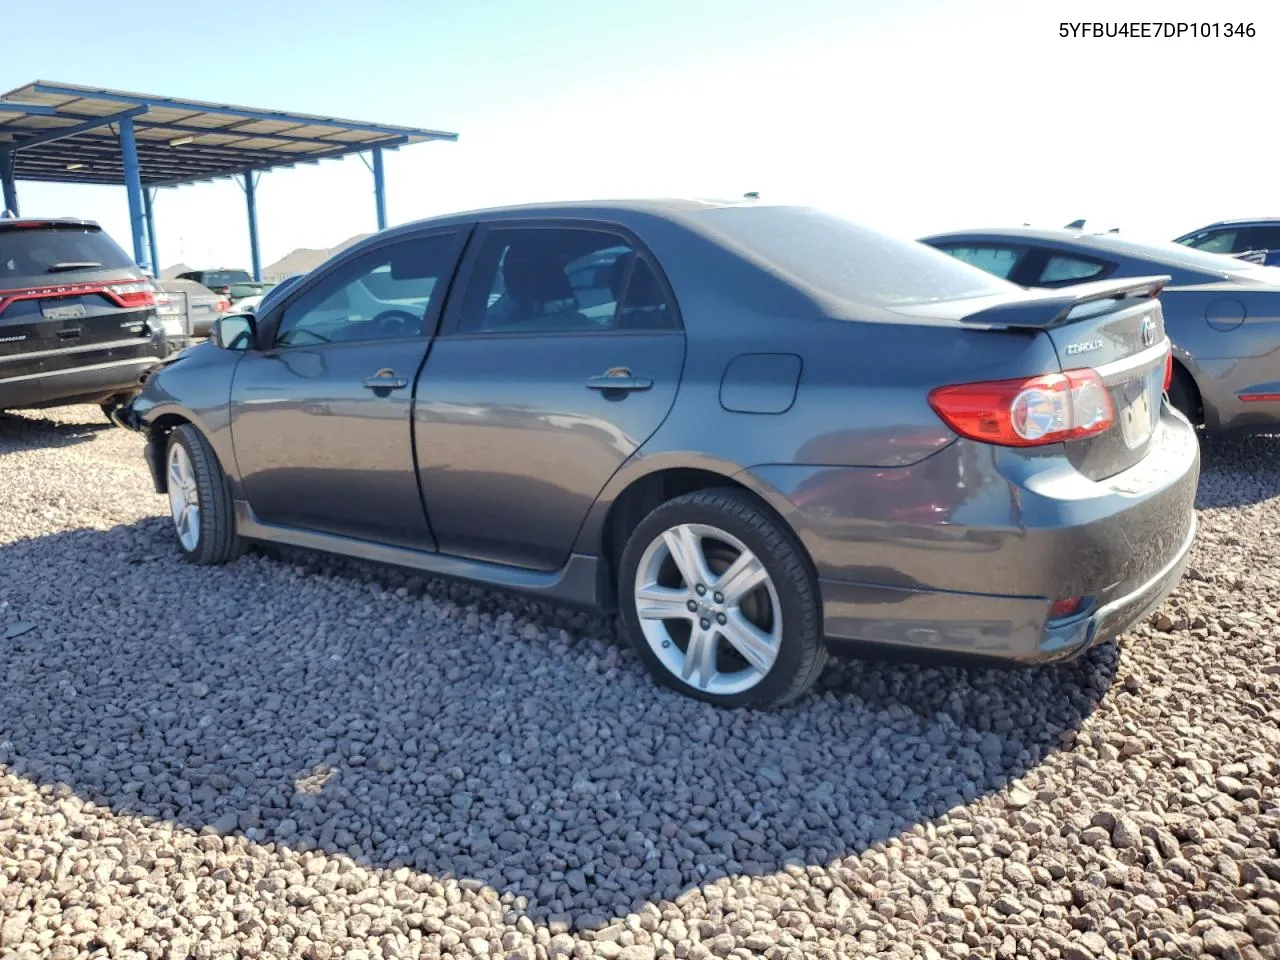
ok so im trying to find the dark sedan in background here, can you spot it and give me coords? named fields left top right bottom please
left=121, top=201, right=1198, bottom=707
left=922, top=228, right=1280, bottom=435
left=1174, top=218, right=1280, bottom=267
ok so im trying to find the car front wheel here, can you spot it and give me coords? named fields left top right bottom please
left=618, top=488, right=828, bottom=708
left=165, top=424, right=245, bottom=565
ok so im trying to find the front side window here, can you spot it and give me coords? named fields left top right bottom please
left=456, top=227, right=675, bottom=334
left=1038, top=254, right=1107, bottom=284
left=939, top=244, right=1025, bottom=280
left=275, top=234, right=456, bottom=347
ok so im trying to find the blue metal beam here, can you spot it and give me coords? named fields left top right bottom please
left=7, top=106, right=147, bottom=151
left=0, top=103, right=56, bottom=115
left=28, top=82, right=460, bottom=142
left=243, top=172, right=262, bottom=282
left=118, top=116, right=148, bottom=268
left=372, top=146, right=387, bottom=231
left=144, top=188, right=160, bottom=279
left=0, top=151, right=18, bottom=215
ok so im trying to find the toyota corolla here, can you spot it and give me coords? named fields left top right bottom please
left=118, top=200, right=1199, bottom=707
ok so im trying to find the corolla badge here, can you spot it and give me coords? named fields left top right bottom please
left=1064, top=338, right=1104, bottom=356
left=1141, top=316, right=1158, bottom=347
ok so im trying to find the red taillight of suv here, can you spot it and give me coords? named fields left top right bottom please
left=105, top=280, right=158, bottom=308
left=928, top=369, right=1114, bottom=447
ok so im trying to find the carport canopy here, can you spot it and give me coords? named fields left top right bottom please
left=0, top=80, right=458, bottom=279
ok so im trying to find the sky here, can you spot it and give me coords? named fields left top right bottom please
left=3, top=0, right=1277, bottom=272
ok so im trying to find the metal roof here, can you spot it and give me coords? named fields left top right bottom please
left=0, top=80, right=458, bottom=188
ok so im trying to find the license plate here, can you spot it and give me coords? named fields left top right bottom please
left=42, top=302, right=86, bottom=321
left=1118, top=371, right=1160, bottom=450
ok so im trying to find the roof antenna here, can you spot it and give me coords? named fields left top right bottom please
left=742, top=191, right=760, bottom=200
left=1064, top=218, right=1086, bottom=229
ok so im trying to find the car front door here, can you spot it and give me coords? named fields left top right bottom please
left=229, top=228, right=466, bottom=549
left=414, top=222, right=686, bottom=571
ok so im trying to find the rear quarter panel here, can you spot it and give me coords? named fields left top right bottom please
left=572, top=215, right=1064, bottom=554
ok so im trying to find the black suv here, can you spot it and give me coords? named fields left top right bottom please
left=0, top=218, right=166, bottom=417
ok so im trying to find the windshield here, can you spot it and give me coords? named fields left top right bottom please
left=693, top=205, right=1016, bottom=307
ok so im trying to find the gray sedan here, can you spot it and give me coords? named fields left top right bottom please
left=922, top=228, right=1280, bottom=434
left=118, top=201, right=1198, bottom=707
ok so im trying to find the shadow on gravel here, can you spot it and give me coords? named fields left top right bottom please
left=1196, top=433, right=1280, bottom=509
left=0, top=516, right=1116, bottom=931
left=0, top=411, right=113, bottom=451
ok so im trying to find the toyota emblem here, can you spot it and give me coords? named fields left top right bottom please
left=1141, top=316, right=1158, bottom=347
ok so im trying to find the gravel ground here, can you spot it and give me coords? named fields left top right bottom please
left=1, top=405, right=1278, bottom=960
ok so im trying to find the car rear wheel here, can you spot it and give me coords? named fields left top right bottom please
left=165, top=424, right=245, bottom=565
left=618, top=488, right=828, bottom=708
left=1167, top=364, right=1202, bottom=426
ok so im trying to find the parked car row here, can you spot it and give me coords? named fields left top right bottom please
left=112, top=199, right=1202, bottom=709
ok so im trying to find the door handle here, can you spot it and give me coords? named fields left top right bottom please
left=362, top=369, right=409, bottom=390
left=586, top=369, right=653, bottom=393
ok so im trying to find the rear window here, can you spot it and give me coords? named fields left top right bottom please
left=693, top=205, right=1016, bottom=307
left=0, top=225, right=135, bottom=285
left=201, top=270, right=253, bottom=287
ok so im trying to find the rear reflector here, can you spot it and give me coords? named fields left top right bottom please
left=1163, top=353, right=1173, bottom=392
left=1240, top=393, right=1280, bottom=402
left=928, top=369, right=1114, bottom=447
left=1049, top=596, right=1084, bottom=619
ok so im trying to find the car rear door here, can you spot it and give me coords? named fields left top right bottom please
left=414, top=221, right=686, bottom=571
left=228, top=228, right=467, bottom=549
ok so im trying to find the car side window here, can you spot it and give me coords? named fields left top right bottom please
left=939, top=244, right=1025, bottom=280
left=275, top=234, right=456, bottom=348
left=454, top=227, right=675, bottom=334
left=1242, top=226, right=1280, bottom=251
left=1186, top=230, right=1238, bottom=254
left=1038, top=254, right=1107, bottom=284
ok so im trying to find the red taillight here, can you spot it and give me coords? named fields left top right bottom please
left=928, top=369, right=1114, bottom=447
left=214, top=298, right=230, bottom=312
left=1163, top=353, right=1173, bottom=392
left=104, top=280, right=157, bottom=308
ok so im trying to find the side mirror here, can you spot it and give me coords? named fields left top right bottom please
left=214, top=313, right=256, bottom=351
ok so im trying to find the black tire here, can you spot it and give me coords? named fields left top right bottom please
left=1167, top=365, right=1201, bottom=426
left=617, top=487, right=828, bottom=708
left=165, top=424, right=246, bottom=565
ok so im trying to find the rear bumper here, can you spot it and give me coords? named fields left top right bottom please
left=0, top=354, right=162, bottom=409
left=818, top=516, right=1194, bottom=663
left=747, top=405, right=1200, bottom=664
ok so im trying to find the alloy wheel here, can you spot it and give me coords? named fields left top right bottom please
left=167, top=442, right=201, bottom=552
left=632, top=522, right=782, bottom=696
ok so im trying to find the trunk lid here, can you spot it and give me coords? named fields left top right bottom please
left=897, top=275, right=1172, bottom=481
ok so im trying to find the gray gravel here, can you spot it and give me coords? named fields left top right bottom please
left=1, top=405, right=1278, bottom=960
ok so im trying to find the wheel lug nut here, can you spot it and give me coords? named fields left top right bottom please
left=713, top=592, right=724, bottom=604
left=695, top=584, right=707, bottom=596
left=686, top=600, right=698, bottom=612
left=700, top=619, right=711, bottom=630
left=716, top=613, right=727, bottom=625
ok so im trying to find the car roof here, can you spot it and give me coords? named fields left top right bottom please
left=1184, top=218, right=1280, bottom=229
left=375, top=197, right=770, bottom=237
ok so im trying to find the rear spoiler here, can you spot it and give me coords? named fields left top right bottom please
left=961, top=275, right=1171, bottom=330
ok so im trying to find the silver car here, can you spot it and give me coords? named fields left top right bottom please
left=923, top=228, right=1280, bottom=435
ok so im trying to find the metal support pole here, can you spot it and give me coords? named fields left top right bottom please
left=143, top=188, right=160, bottom=278
left=119, top=116, right=148, bottom=267
left=0, top=152, right=19, bottom=217
left=371, top=146, right=387, bottom=231
left=243, top=172, right=262, bottom=282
